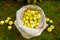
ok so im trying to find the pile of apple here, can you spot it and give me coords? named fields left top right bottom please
left=46, top=17, right=55, bottom=32
left=0, top=17, right=13, bottom=30
left=22, top=9, right=41, bottom=29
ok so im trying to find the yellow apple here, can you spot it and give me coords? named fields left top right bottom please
left=46, top=17, right=49, bottom=22
left=47, top=27, right=52, bottom=32
left=9, top=21, right=13, bottom=25
left=5, top=20, right=9, bottom=23
left=50, top=25, right=55, bottom=29
left=8, top=26, right=12, bottom=30
left=0, top=20, right=4, bottom=25
left=49, top=20, right=53, bottom=23
left=7, top=17, right=11, bottom=20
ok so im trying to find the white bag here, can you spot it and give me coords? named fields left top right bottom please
left=14, top=5, right=48, bottom=39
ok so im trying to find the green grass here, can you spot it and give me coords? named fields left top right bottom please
left=0, top=1, right=60, bottom=40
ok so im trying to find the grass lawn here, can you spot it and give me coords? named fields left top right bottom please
left=0, top=1, right=60, bottom=40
